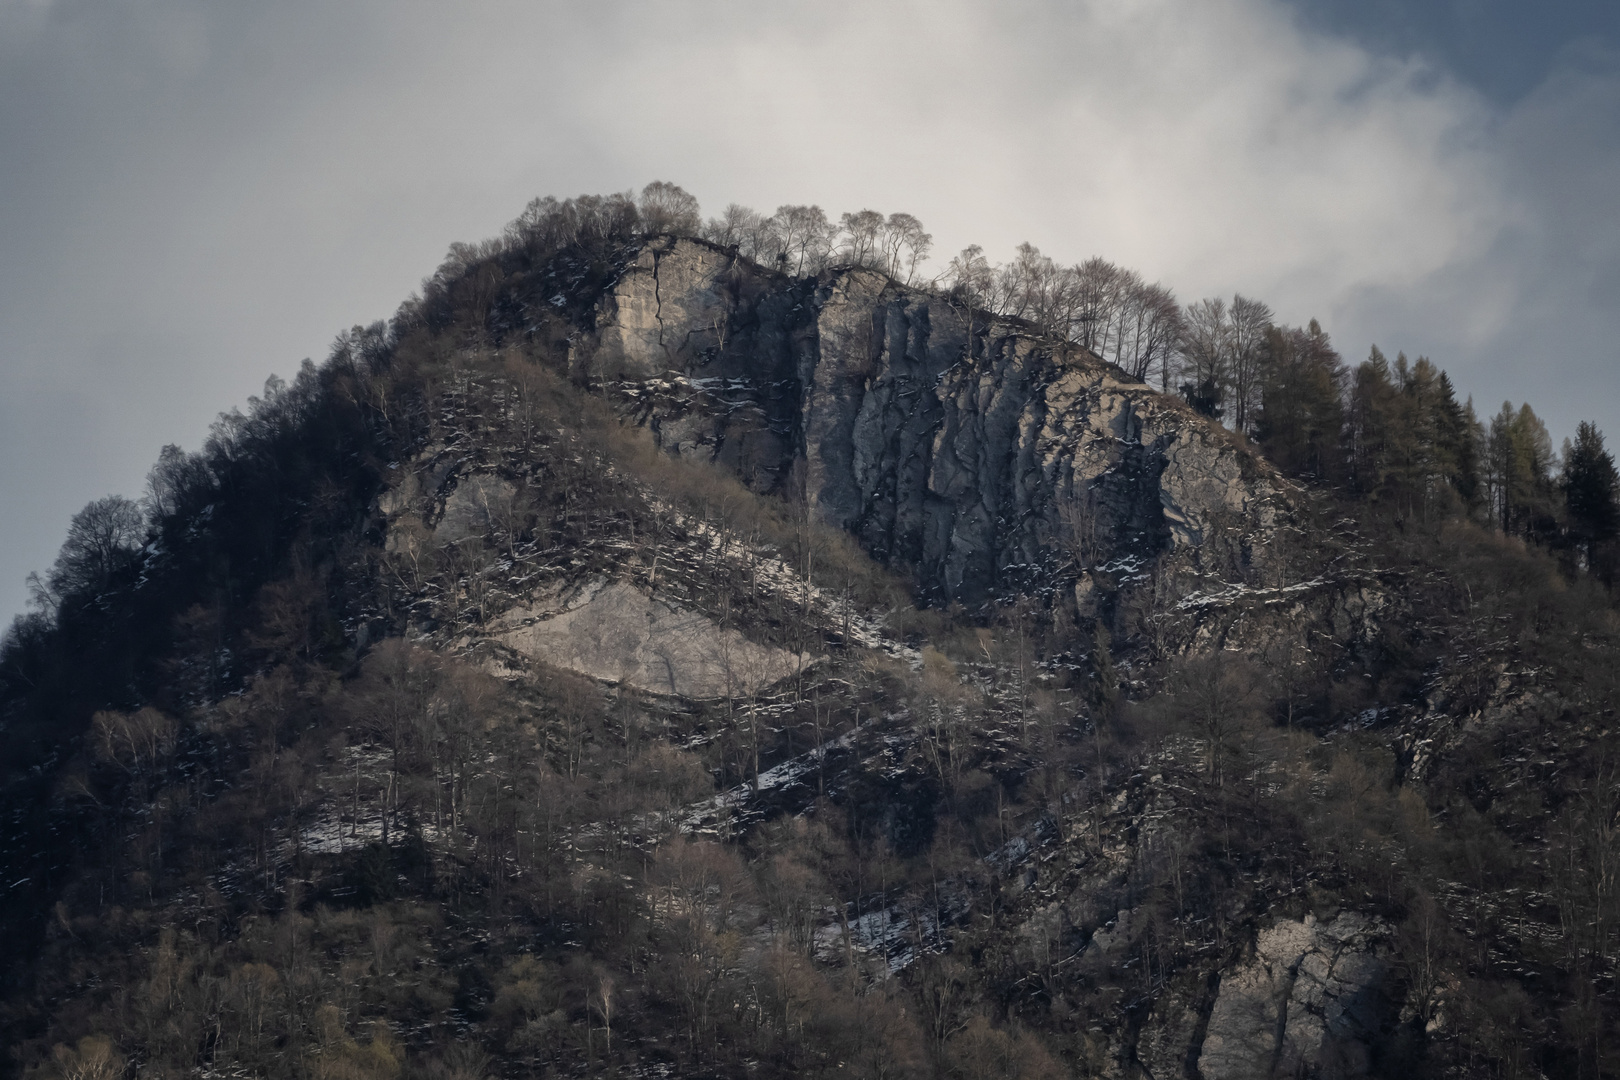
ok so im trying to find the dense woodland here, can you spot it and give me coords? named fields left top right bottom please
left=1, top=184, right=1618, bottom=1080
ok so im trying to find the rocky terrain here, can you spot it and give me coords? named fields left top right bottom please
left=579, top=237, right=1282, bottom=610
left=1, top=202, right=1614, bottom=1080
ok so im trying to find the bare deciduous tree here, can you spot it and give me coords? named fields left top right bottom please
left=945, top=245, right=995, bottom=309
left=879, top=212, right=933, bottom=284
left=774, top=204, right=835, bottom=274
left=1179, top=296, right=1230, bottom=419
left=143, top=444, right=213, bottom=522
left=701, top=203, right=764, bottom=250
left=992, top=242, right=1059, bottom=323
left=92, top=707, right=177, bottom=776
left=1227, top=294, right=1275, bottom=433
left=1162, top=654, right=1265, bottom=789
left=638, top=180, right=702, bottom=235
left=49, top=495, right=144, bottom=599
left=51, top=1036, right=123, bottom=1080
left=1052, top=481, right=1100, bottom=571
left=1072, top=256, right=1128, bottom=354
left=837, top=209, right=885, bottom=268
left=1114, top=280, right=1183, bottom=386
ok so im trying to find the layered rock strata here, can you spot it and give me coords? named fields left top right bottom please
left=576, top=237, right=1282, bottom=608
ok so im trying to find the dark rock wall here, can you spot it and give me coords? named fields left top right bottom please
left=577, top=237, right=1282, bottom=607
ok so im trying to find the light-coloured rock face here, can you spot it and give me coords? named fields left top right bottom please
left=492, top=579, right=805, bottom=698
left=575, top=237, right=1283, bottom=606
left=435, top=474, right=517, bottom=542
left=1197, top=914, right=1391, bottom=1080
left=372, top=444, right=808, bottom=697
left=578, top=238, right=813, bottom=492
left=586, top=242, right=734, bottom=379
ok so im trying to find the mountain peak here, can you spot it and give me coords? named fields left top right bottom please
left=2, top=189, right=1615, bottom=1080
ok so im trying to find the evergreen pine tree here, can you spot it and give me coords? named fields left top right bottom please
left=1252, top=320, right=1345, bottom=484
left=1562, top=421, right=1620, bottom=576
left=1433, top=374, right=1483, bottom=515
left=1347, top=346, right=1403, bottom=503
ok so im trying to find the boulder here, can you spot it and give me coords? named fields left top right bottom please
left=1197, top=913, right=1392, bottom=1080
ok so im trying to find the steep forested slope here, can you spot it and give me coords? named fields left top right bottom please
left=2, top=187, right=1617, bottom=1080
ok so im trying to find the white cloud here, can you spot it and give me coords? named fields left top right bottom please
left=541, top=0, right=1506, bottom=308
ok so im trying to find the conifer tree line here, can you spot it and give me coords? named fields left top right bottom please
left=653, top=183, right=1620, bottom=586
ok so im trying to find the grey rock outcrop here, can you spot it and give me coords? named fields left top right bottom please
left=575, top=237, right=1283, bottom=608
left=435, top=474, right=517, bottom=542
left=490, top=579, right=805, bottom=698
left=577, top=237, right=813, bottom=492
left=1197, top=913, right=1393, bottom=1080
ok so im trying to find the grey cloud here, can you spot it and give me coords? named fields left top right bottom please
left=1325, top=43, right=1620, bottom=439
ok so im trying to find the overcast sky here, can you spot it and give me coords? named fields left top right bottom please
left=2, top=0, right=1618, bottom=623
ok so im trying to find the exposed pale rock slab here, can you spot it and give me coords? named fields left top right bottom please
left=493, top=579, right=803, bottom=698
left=435, top=474, right=516, bottom=541
left=1198, top=913, right=1390, bottom=1080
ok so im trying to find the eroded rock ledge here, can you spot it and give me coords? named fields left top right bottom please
left=575, top=237, right=1283, bottom=607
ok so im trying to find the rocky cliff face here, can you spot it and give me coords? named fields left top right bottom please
left=9, top=198, right=1605, bottom=1080
left=1196, top=914, right=1394, bottom=1080
left=576, top=237, right=1283, bottom=609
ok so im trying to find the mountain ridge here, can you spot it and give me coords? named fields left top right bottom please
left=0, top=190, right=1615, bottom=1080
left=575, top=235, right=1288, bottom=611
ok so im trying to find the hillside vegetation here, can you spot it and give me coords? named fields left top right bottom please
left=2, top=184, right=1618, bottom=1080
